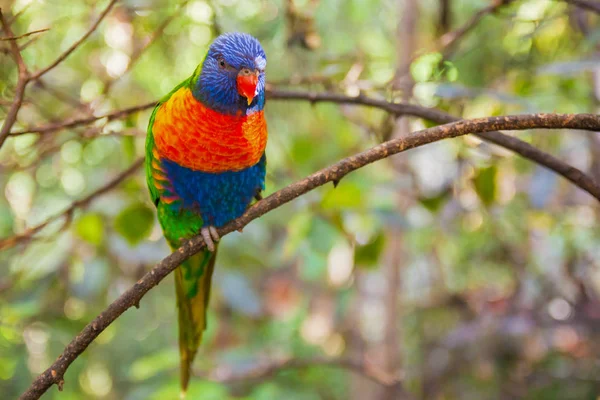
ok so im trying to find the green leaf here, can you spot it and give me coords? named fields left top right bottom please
left=355, top=232, right=385, bottom=268
left=114, top=203, right=154, bottom=246
left=473, top=166, right=497, bottom=206
left=75, top=213, right=105, bottom=246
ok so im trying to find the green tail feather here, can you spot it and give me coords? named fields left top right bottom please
left=173, top=246, right=217, bottom=395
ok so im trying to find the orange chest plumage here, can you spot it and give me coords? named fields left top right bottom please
left=152, top=87, right=267, bottom=173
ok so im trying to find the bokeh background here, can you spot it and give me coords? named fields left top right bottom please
left=2, top=0, right=600, bottom=399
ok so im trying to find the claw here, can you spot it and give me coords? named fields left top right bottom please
left=208, top=226, right=220, bottom=243
left=200, top=227, right=216, bottom=252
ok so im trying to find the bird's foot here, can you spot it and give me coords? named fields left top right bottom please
left=200, top=226, right=220, bottom=252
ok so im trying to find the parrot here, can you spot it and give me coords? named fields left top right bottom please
left=145, top=32, right=267, bottom=395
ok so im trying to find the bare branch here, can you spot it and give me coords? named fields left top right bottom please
left=30, top=0, right=119, bottom=81
left=0, top=158, right=143, bottom=251
left=10, top=102, right=156, bottom=135
left=18, top=113, right=600, bottom=400
left=0, top=27, right=49, bottom=41
left=267, top=89, right=600, bottom=201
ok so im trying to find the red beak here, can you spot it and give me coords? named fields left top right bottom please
left=237, top=72, right=258, bottom=105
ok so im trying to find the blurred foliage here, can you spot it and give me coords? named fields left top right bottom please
left=1, top=0, right=600, bottom=399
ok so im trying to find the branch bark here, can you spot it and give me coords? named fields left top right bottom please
left=267, top=89, right=600, bottom=201
left=18, top=113, right=600, bottom=400
left=10, top=101, right=156, bottom=135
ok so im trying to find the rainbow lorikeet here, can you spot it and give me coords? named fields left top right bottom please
left=145, top=33, right=267, bottom=394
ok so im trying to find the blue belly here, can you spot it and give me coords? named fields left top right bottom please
left=162, top=154, right=266, bottom=227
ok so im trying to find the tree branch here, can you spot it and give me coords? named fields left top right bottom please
left=267, top=89, right=600, bottom=201
left=18, top=113, right=600, bottom=400
left=10, top=101, right=156, bottom=135
left=0, top=158, right=143, bottom=251
left=0, top=28, right=49, bottom=41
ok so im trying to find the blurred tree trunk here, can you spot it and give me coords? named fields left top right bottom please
left=381, top=1, right=419, bottom=400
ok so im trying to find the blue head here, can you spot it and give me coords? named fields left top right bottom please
left=192, top=32, right=267, bottom=115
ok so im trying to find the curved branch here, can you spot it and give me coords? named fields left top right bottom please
left=267, top=89, right=600, bottom=201
left=18, top=113, right=600, bottom=400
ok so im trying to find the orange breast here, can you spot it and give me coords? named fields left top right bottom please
left=152, top=87, right=268, bottom=173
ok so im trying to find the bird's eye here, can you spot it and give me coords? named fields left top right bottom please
left=217, top=57, right=226, bottom=69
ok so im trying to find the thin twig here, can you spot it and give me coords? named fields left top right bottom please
left=18, top=113, right=600, bottom=400
left=29, top=0, right=119, bottom=81
left=0, top=159, right=143, bottom=251
left=0, top=27, right=49, bottom=41
left=10, top=101, right=156, bottom=135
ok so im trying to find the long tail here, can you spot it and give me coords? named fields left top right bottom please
left=173, top=246, right=217, bottom=396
